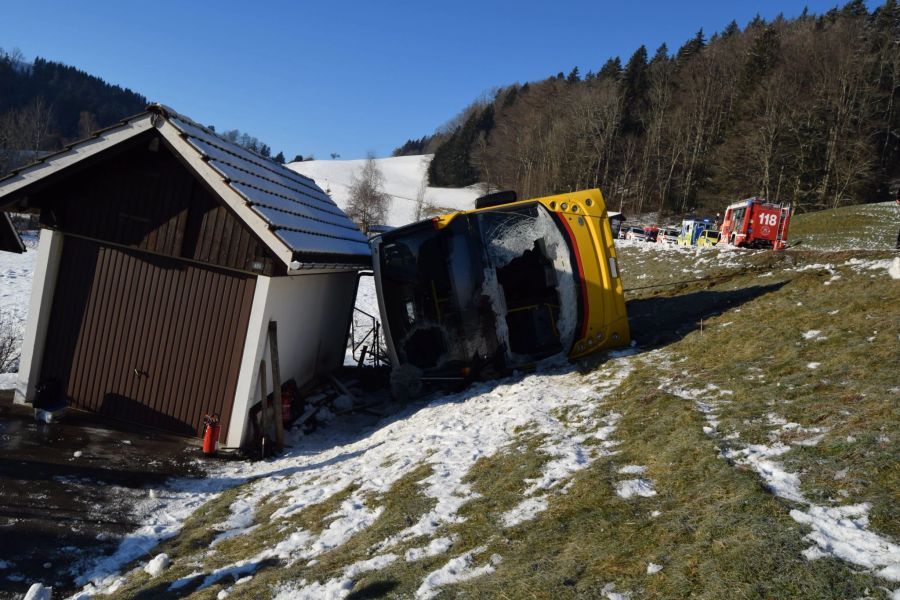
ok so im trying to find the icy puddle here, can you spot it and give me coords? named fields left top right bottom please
left=71, top=352, right=636, bottom=598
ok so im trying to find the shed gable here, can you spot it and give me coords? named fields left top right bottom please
left=32, top=135, right=280, bottom=275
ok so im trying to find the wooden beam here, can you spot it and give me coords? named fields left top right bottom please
left=268, top=321, right=284, bottom=451
left=258, top=359, right=269, bottom=457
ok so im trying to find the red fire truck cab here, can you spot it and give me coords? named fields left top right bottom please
left=719, top=197, right=792, bottom=250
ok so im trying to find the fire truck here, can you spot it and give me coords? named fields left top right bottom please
left=719, top=197, right=792, bottom=250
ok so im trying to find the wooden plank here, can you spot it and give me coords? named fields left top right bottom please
left=268, top=321, right=284, bottom=450
left=258, top=359, right=269, bottom=456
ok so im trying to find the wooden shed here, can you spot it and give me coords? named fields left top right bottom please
left=0, top=105, right=371, bottom=447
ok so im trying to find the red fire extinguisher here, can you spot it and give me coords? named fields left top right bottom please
left=202, top=413, right=220, bottom=456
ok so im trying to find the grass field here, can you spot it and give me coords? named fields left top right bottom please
left=84, top=206, right=899, bottom=599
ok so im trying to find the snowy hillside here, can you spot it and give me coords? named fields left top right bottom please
left=288, top=155, right=482, bottom=228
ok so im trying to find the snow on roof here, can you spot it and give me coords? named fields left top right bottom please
left=0, top=104, right=371, bottom=269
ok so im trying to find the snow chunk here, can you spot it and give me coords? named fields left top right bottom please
left=791, top=504, right=900, bottom=582
left=405, top=537, right=455, bottom=562
left=727, top=443, right=803, bottom=503
left=416, top=546, right=495, bottom=600
left=801, top=330, right=821, bottom=340
left=143, top=554, right=170, bottom=577
left=24, top=583, right=51, bottom=600
left=616, top=478, right=657, bottom=499
left=889, top=257, right=900, bottom=280
left=618, top=465, right=646, bottom=475
left=807, top=362, right=821, bottom=370
left=647, top=562, right=663, bottom=574
left=501, top=496, right=548, bottom=528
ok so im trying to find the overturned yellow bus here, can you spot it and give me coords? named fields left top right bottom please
left=370, top=189, right=630, bottom=397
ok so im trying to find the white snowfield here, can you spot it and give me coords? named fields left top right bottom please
left=288, top=155, right=481, bottom=228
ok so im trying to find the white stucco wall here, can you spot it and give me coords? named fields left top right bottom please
left=226, top=270, right=359, bottom=448
left=15, top=229, right=64, bottom=404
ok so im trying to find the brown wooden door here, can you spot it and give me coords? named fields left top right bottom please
left=40, top=236, right=256, bottom=437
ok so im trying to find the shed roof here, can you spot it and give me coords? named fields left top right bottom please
left=0, top=104, right=371, bottom=270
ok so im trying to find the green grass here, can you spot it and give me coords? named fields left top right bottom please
left=103, top=213, right=898, bottom=598
left=790, top=201, right=899, bottom=250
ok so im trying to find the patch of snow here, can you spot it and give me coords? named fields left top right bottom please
left=889, top=257, right=900, bottom=280
left=415, top=546, right=495, bottom=600
left=647, top=562, right=663, bottom=574
left=791, top=504, right=900, bottom=582
left=277, top=554, right=399, bottom=600
left=500, top=496, right=548, bottom=528
left=807, top=362, right=821, bottom=370
left=801, top=330, right=821, bottom=340
left=289, top=155, right=480, bottom=229
left=616, top=478, right=657, bottom=499
left=211, top=497, right=258, bottom=547
left=618, top=465, right=646, bottom=474
left=143, top=554, right=169, bottom=577
left=405, top=537, right=455, bottom=562
left=24, top=583, right=52, bottom=600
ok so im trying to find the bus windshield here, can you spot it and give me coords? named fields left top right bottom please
left=378, top=202, right=580, bottom=376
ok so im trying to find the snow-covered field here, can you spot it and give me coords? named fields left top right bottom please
left=288, top=155, right=481, bottom=228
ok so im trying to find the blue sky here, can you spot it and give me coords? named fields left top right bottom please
left=1, top=0, right=865, bottom=160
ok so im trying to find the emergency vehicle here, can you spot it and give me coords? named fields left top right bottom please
left=677, top=217, right=716, bottom=246
left=719, top=197, right=792, bottom=250
left=370, top=189, right=630, bottom=397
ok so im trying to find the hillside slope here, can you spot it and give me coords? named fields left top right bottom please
left=55, top=206, right=899, bottom=600
left=288, top=155, right=481, bottom=227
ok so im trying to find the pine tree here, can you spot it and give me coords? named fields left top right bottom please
left=676, top=29, right=706, bottom=65
left=274, top=151, right=285, bottom=164
left=566, top=66, right=580, bottom=83
left=650, top=43, right=669, bottom=66
left=841, top=0, right=868, bottom=17
left=597, top=57, right=622, bottom=81
left=722, top=20, right=740, bottom=38
left=622, top=46, right=649, bottom=133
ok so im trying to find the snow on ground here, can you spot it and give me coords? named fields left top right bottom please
left=663, top=382, right=900, bottom=583
left=288, top=155, right=481, bottom=228
left=0, top=230, right=37, bottom=386
left=72, top=352, right=637, bottom=598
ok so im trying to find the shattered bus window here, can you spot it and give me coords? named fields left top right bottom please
left=475, top=203, right=579, bottom=361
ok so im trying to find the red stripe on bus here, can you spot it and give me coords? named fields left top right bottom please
left=559, top=215, right=589, bottom=341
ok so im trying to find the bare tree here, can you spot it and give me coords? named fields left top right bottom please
left=413, top=177, right=428, bottom=222
left=346, top=153, right=391, bottom=233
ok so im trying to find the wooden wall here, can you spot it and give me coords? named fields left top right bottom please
left=32, top=136, right=280, bottom=276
